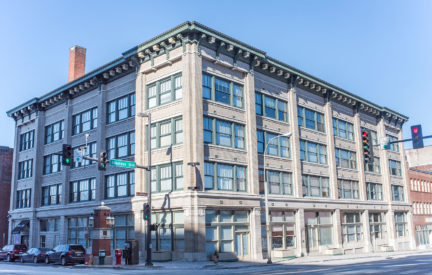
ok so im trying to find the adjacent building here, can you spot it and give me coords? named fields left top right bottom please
left=406, top=145, right=432, bottom=248
left=0, top=146, right=13, bottom=247
left=6, top=21, right=413, bottom=261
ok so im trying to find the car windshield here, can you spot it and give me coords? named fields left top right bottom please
left=15, top=245, right=26, bottom=250
left=70, top=245, right=85, bottom=252
left=39, top=248, right=50, bottom=252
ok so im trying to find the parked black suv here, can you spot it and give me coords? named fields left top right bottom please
left=45, top=244, right=85, bottom=265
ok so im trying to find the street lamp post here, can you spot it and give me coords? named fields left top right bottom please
left=263, top=132, right=291, bottom=264
left=137, top=112, right=152, bottom=267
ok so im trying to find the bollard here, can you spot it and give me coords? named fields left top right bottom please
left=213, top=251, right=219, bottom=264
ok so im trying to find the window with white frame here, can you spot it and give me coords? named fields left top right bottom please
left=365, top=157, right=381, bottom=174
left=43, top=154, right=62, bottom=175
left=298, top=106, right=324, bottom=132
left=147, top=74, right=182, bottom=109
left=107, top=93, right=135, bottom=123
left=392, top=185, right=405, bottom=201
left=16, top=189, right=31, bottom=208
left=204, top=162, right=247, bottom=192
left=395, top=212, right=407, bottom=237
left=261, top=211, right=295, bottom=250
left=41, top=184, right=62, bottom=206
left=18, top=159, right=33, bottom=179
left=335, top=148, right=357, bottom=169
left=300, top=140, right=327, bottom=164
left=341, top=213, right=362, bottom=243
left=73, top=142, right=97, bottom=168
left=302, top=175, right=330, bottom=197
left=369, top=212, right=386, bottom=239
left=333, top=118, right=354, bottom=141
left=72, top=107, right=97, bottom=135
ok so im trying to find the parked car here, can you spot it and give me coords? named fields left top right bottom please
left=45, top=244, right=85, bottom=266
left=20, top=248, right=51, bottom=264
left=0, top=244, right=27, bottom=262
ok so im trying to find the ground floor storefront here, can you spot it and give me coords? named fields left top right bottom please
left=8, top=195, right=414, bottom=261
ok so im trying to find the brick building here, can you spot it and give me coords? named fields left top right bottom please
left=406, top=146, right=432, bottom=247
left=6, top=21, right=413, bottom=261
left=0, top=146, right=13, bottom=247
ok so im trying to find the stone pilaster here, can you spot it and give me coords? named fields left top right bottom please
left=323, top=96, right=338, bottom=200
left=332, top=208, right=343, bottom=249
left=250, top=207, right=263, bottom=260
left=287, top=87, right=302, bottom=198
left=377, top=117, right=392, bottom=203
left=353, top=111, right=367, bottom=201
left=295, top=208, right=306, bottom=257
left=362, top=209, right=372, bottom=252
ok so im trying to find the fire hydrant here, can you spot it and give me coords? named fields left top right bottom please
left=213, top=251, right=219, bottom=264
left=115, top=249, right=122, bottom=265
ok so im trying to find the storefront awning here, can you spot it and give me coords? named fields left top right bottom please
left=12, top=220, right=29, bottom=234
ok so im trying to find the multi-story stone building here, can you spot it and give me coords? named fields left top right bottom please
left=0, top=146, right=13, bottom=247
left=406, top=146, right=432, bottom=248
left=6, top=21, right=413, bottom=261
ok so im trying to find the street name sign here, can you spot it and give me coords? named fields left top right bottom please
left=109, top=159, right=137, bottom=169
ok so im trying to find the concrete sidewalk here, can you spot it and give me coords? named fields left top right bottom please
left=73, top=249, right=432, bottom=270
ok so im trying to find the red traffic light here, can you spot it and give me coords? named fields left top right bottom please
left=362, top=131, right=368, bottom=137
left=412, top=127, right=418, bottom=134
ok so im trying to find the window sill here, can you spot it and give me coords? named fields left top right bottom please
left=106, top=116, right=135, bottom=126
left=365, top=171, right=382, bottom=176
left=258, top=153, right=291, bottom=161
left=203, top=99, right=245, bottom=112
left=71, top=128, right=97, bottom=137
left=44, top=139, right=64, bottom=147
left=301, top=161, right=329, bottom=167
left=299, top=126, right=326, bottom=135
left=256, top=115, right=289, bottom=125
left=206, top=144, right=246, bottom=153
left=336, top=167, right=358, bottom=172
left=334, top=136, right=356, bottom=143
left=147, top=99, right=182, bottom=112
left=42, top=171, right=63, bottom=177
left=18, top=148, right=34, bottom=153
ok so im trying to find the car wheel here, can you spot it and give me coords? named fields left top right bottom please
left=33, top=257, right=38, bottom=264
left=6, top=254, right=10, bottom=262
left=45, top=256, right=49, bottom=264
left=61, top=257, right=66, bottom=266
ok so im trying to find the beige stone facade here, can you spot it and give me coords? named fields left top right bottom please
left=7, top=22, right=413, bottom=262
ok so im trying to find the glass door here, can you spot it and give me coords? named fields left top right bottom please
left=307, top=226, right=319, bottom=252
left=234, top=226, right=249, bottom=258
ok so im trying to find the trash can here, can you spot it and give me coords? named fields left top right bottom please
left=98, top=250, right=106, bottom=265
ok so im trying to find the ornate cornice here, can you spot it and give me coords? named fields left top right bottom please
left=7, top=21, right=408, bottom=126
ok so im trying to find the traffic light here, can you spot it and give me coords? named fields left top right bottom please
left=62, top=144, right=73, bottom=166
left=411, top=125, right=424, bottom=149
left=98, top=151, right=108, bottom=171
left=361, top=130, right=374, bottom=163
left=143, top=203, right=151, bottom=221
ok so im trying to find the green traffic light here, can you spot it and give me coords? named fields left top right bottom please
left=66, top=158, right=70, bottom=164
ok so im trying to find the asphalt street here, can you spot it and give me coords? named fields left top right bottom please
left=0, top=254, right=432, bottom=274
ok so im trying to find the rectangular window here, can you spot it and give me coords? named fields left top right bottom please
left=106, top=93, right=135, bottom=123
left=342, top=213, right=362, bottom=243
left=146, top=73, right=182, bottom=109
left=148, top=162, right=183, bottom=192
left=261, top=211, right=295, bottom=250
left=106, top=131, right=135, bottom=159
left=389, top=160, right=402, bottom=176
left=202, top=73, right=243, bottom=108
left=365, top=157, right=381, bottom=174
left=150, top=117, right=182, bottom=150
left=335, top=148, right=357, bottom=169
left=366, top=182, right=383, bottom=200
left=259, top=169, right=293, bottom=195
left=41, top=184, right=62, bottom=206
left=18, top=159, right=33, bottom=179
left=392, top=185, right=405, bottom=201
left=72, top=142, right=97, bottom=168
left=204, top=116, right=245, bottom=149
left=255, top=92, right=288, bottom=122
left=19, top=130, right=35, bottom=151
left=302, top=175, right=330, bottom=197
left=297, top=106, right=324, bottom=132
left=16, top=189, right=31, bottom=209
left=387, top=135, right=399, bottom=152
left=394, top=212, right=407, bottom=237
left=338, top=179, right=359, bottom=199
left=72, top=107, right=98, bottom=135
left=151, top=211, right=184, bottom=252
left=45, top=120, right=64, bottom=144
left=67, top=217, right=89, bottom=248
left=204, top=162, right=247, bottom=192
left=43, top=154, right=62, bottom=175
left=256, top=130, right=290, bottom=158
left=205, top=210, right=249, bottom=255
left=69, top=178, right=96, bottom=203
left=300, top=140, right=327, bottom=164
left=333, top=118, right=354, bottom=141
left=369, top=212, right=386, bottom=239
left=105, top=172, right=135, bottom=199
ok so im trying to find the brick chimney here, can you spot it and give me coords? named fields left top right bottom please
left=68, top=46, right=86, bottom=82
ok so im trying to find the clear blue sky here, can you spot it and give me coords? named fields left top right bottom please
left=1, top=0, right=431, bottom=148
